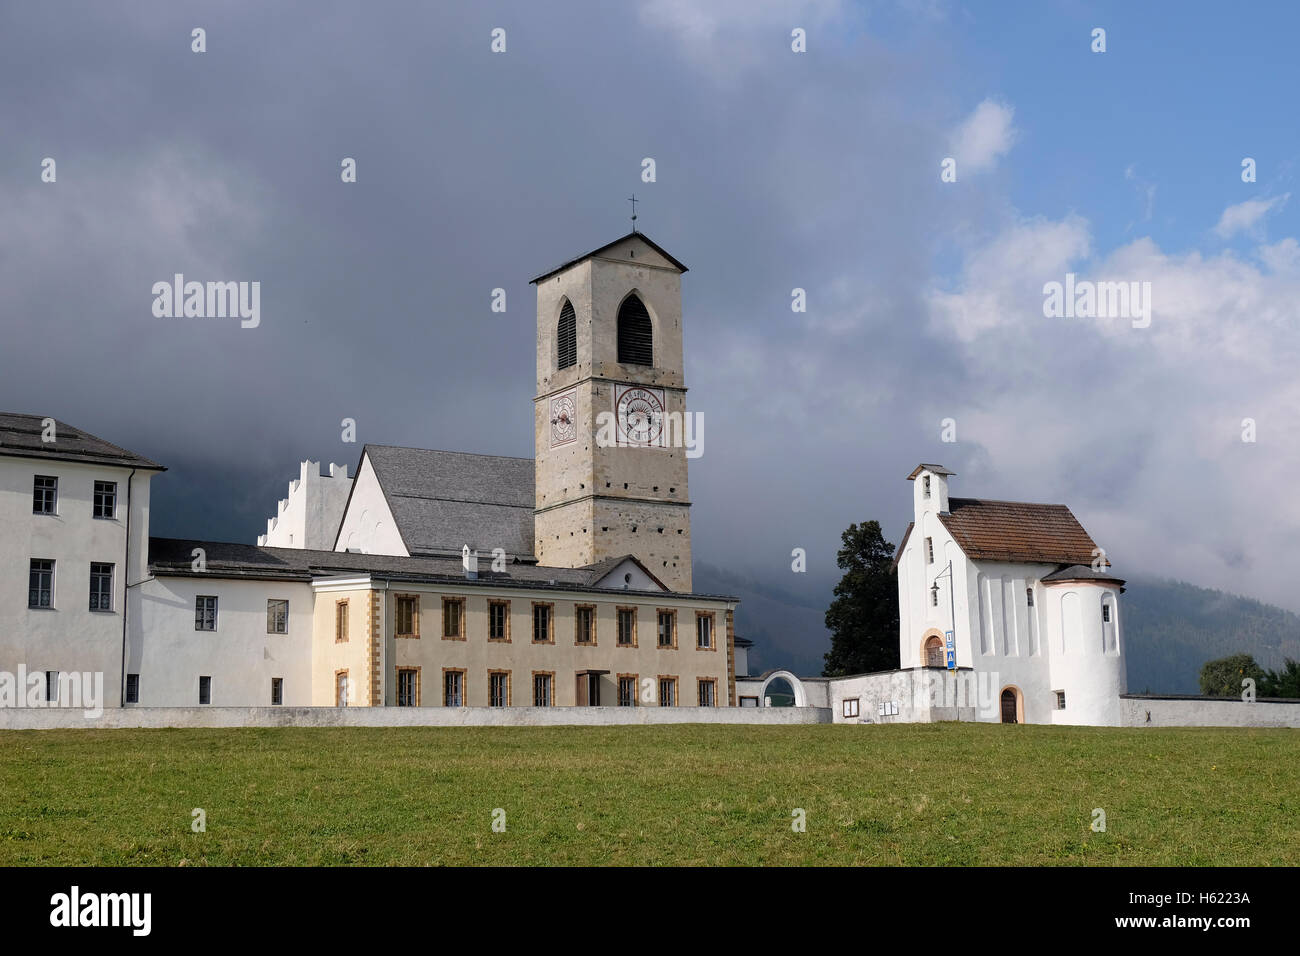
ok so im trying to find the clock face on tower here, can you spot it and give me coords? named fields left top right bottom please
left=614, top=385, right=665, bottom=447
left=550, top=391, right=577, bottom=446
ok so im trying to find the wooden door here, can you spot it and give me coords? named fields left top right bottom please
left=1000, top=689, right=1018, bottom=723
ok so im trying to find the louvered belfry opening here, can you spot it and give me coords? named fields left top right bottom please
left=557, top=300, right=577, bottom=370
left=617, top=294, right=653, bottom=366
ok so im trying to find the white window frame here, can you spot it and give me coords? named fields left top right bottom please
left=89, top=562, right=114, bottom=612
left=618, top=676, right=636, bottom=707
left=195, top=595, right=218, bottom=631
left=489, top=672, right=509, bottom=707
left=698, top=680, right=715, bottom=707
left=267, top=598, right=289, bottom=634
left=658, top=677, right=676, bottom=707
left=29, top=559, right=55, bottom=609
left=93, top=480, right=117, bottom=519
left=696, top=614, right=713, bottom=649
left=33, top=475, right=57, bottom=515
left=445, top=670, right=464, bottom=707
left=533, top=674, right=552, bottom=707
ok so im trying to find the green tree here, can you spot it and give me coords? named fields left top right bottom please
left=823, top=520, right=899, bottom=677
left=1198, top=653, right=1265, bottom=697
left=1260, top=658, right=1300, bottom=698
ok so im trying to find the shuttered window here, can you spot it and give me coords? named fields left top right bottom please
left=617, top=295, right=652, bottom=366
left=557, top=301, right=577, bottom=369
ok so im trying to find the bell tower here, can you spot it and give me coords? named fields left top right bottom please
left=530, top=232, right=694, bottom=591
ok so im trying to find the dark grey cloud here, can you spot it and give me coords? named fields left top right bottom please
left=6, top=2, right=1289, bottom=668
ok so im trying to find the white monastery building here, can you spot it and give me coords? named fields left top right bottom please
left=2, top=233, right=738, bottom=713
left=0, top=232, right=1144, bottom=727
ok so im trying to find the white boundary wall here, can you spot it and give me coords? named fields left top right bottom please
left=1120, top=695, right=1300, bottom=728
left=0, top=705, right=833, bottom=730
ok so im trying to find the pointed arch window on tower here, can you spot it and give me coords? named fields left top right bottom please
left=617, top=295, right=653, bottom=366
left=557, top=301, right=577, bottom=370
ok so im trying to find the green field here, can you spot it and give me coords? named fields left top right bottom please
left=1, top=723, right=1296, bottom=866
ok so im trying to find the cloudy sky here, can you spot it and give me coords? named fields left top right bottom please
left=4, top=1, right=1300, bottom=626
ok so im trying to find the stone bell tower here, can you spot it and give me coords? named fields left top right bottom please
left=530, top=232, right=694, bottom=591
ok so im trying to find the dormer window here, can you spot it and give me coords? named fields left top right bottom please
left=923, top=475, right=931, bottom=498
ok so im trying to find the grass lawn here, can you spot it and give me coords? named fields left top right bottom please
left=0, top=722, right=1296, bottom=866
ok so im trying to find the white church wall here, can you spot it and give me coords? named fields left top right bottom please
left=1044, top=583, right=1125, bottom=726
left=333, top=453, right=406, bottom=555
left=963, top=557, right=1060, bottom=723
left=897, top=515, right=968, bottom=669
left=130, top=575, right=314, bottom=706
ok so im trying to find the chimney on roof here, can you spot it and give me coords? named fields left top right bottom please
left=462, top=544, right=478, bottom=580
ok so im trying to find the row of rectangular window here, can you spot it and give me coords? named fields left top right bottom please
left=118, top=671, right=717, bottom=708
left=385, top=595, right=716, bottom=649
left=175, top=596, right=719, bottom=644
left=31, top=476, right=119, bottom=519
left=121, top=674, right=283, bottom=706
left=380, top=669, right=717, bottom=708
left=31, top=584, right=724, bottom=650
left=28, top=560, right=115, bottom=610
left=188, top=596, right=290, bottom=632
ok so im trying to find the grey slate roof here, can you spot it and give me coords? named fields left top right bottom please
left=148, top=537, right=734, bottom=600
left=362, top=444, right=536, bottom=559
left=0, top=412, right=164, bottom=470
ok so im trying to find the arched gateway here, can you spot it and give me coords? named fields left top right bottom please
left=759, top=670, right=807, bottom=707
